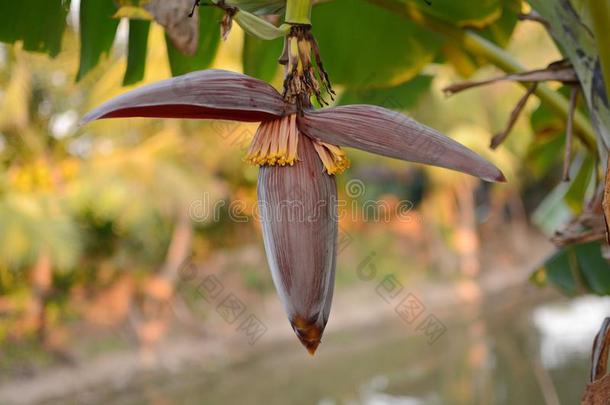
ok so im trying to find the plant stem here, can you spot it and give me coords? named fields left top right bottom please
left=366, top=0, right=598, bottom=153
left=588, top=1, right=610, bottom=108
left=286, top=0, right=313, bottom=24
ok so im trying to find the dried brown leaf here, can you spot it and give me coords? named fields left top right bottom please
left=553, top=185, right=608, bottom=247
left=491, top=83, right=538, bottom=150
left=591, top=318, right=610, bottom=382
left=582, top=374, right=610, bottom=405
left=583, top=318, right=610, bottom=405
left=145, top=0, right=199, bottom=55
left=443, top=63, right=578, bottom=96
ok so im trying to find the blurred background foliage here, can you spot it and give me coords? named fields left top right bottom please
left=0, top=0, right=608, bottom=386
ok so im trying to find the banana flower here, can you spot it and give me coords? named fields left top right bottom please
left=83, top=69, right=504, bottom=354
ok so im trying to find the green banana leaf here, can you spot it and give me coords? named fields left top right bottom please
left=77, top=0, right=120, bottom=81
left=529, top=0, right=610, bottom=159
left=531, top=241, right=610, bottom=296
left=0, top=0, right=70, bottom=57
left=313, top=0, right=441, bottom=89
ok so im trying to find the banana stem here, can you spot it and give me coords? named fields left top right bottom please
left=366, top=0, right=598, bottom=154
left=286, top=0, right=313, bottom=24
left=588, top=1, right=610, bottom=108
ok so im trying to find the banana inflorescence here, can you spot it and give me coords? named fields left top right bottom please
left=282, top=24, right=335, bottom=109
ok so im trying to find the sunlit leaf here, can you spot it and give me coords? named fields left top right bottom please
left=564, top=153, right=595, bottom=213
left=401, top=0, right=504, bottom=28
left=114, top=6, right=154, bottom=20
left=433, top=0, right=521, bottom=76
left=0, top=59, right=31, bottom=130
left=477, top=0, right=521, bottom=47
left=441, top=43, right=479, bottom=78
left=312, top=0, right=441, bottom=88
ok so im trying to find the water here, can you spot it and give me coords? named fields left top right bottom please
left=61, top=290, right=610, bottom=405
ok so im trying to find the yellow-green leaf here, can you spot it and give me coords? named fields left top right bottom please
left=313, top=0, right=441, bottom=89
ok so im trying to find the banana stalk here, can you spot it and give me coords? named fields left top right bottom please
left=226, top=0, right=286, bottom=15
left=234, top=9, right=289, bottom=40
left=285, top=0, right=312, bottom=24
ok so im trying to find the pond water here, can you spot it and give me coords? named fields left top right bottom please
left=67, top=290, right=610, bottom=405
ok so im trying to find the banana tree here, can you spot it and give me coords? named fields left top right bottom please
left=2, top=0, right=610, bottom=354
left=76, top=0, right=510, bottom=354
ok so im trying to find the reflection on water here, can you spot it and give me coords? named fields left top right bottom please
left=356, top=376, right=428, bottom=404
left=73, top=290, right=610, bottom=405
left=533, top=296, right=610, bottom=369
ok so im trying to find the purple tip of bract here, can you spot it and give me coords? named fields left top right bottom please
left=298, top=105, right=506, bottom=183
left=257, top=135, right=337, bottom=355
left=81, top=69, right=291, bottom=125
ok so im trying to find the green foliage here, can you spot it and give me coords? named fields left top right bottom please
left=563, top=154, right=595, bottom=213
left=0, top=0, right=522, bottom=89
left=313, top=0, right=441, bottom=89
left=123, top=20, right=151, bottom=86
left=525, top=0, right=610, bottom=294
left=444, top=0, right=521, bottom=76
left=477, top=0, right=521, bottom=47
left=402, top=0, right=502, bottom=27
left=77, top=0, right=120, bottom=81
left=0, top=194, right=81, bottom=271
left=242, top=36, right=283, bottom=82
left=529, top=0, right=610, bottom=155
left=0, top=0, right=70, bottom=57
left=0, top=0, right=609, bottom=355
left=337, top=75, right=433, bottom=108
left=531, top=153, right=595, bottom=235
left=526, top=135, right=565, bottom=179
left=532, top=241, right=610, bottom=295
